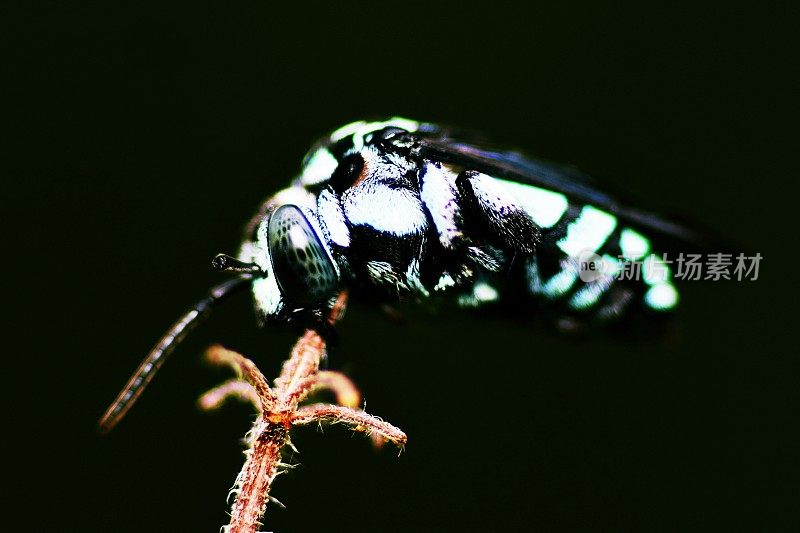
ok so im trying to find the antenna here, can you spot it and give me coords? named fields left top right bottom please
left=98, top=277, right=249, bottom=433
left=212, top=253, right=263, bottom=274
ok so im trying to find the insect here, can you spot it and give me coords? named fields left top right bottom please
left=100, top=117, right=705, bottom=432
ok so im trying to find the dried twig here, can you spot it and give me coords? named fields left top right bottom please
left=200, top=293, right=406, bottom=532
left=198, top=379, right=261, bottom=411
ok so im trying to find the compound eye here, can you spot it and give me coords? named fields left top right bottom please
left=267, top=205, right=338, bottom=305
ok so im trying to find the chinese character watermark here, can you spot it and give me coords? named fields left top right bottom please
left=577, top=251, right=762, bottom=282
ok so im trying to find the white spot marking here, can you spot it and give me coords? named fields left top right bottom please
left=344, top=183, right=427, bottom=236
left=473, top=282, right=499, bottom=302
left=643, top=254, right=672, bottom=285
left=645, top=282, right=679, bottom=310
left=468, top=172, right=525, bottom=216
left=569, top=255, right=621, bottom=310
left=497, top=179, right=569, bottom=228
left=557, top=205, right=617, bottom=257
left=420, top=162, right=462, bottom=247
left=434, top=273, right=456, bottom=292
left=316, top=190, right=350, bottom=248
left=269, top=186, right=318, bottom=213
left=331, top=120, right=367, bottom=142
left=620, top=228, right=651, bottom=259
left=300, top=147, right=338, bottom=186
left=252, top=275, right=283, bottom=317
left=542, top=269, right=578, bottom=298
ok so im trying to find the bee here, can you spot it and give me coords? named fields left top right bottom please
left=100, top=117, right=705, bottom=432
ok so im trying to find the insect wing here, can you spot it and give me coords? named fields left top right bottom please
left=398, top=131, right=708, bottom=247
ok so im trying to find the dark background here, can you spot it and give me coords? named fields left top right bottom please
left=5, top=2, right=797, bottom=531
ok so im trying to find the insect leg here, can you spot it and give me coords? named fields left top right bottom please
left=417, top=162, right=504, bottom=279
left=456, top=170, right=541, bottom=253
left=418, top=161, right=464, bottom=249
left=98, top=277, right=249, bottom=433
left=316, top=188, right=351, bottom=250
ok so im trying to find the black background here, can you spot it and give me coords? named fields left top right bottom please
left=5, top=2, right=797, bottom=531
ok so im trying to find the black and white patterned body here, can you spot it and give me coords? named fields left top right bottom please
left=99, top=117, right=704, bottom=432
left=238, top=118, right=692, bottom=332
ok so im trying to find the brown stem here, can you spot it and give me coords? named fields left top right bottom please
left=202, top=292, right=405, bottom=532
left=227, top=419, right=289, bottom=533
left=206, top=345, right=276, bottom=410
left=198, top=379, right=260, bottom=411
left=286, top=370, right=361, bottom=408
left=292, top=404, right=407, bottom=448
left=273, top=291, right=348, bottom=399
left=274, top=330, right=326, bottom=403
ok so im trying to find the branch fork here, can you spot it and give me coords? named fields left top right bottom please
left=199, top=296, right=406, bottom=533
